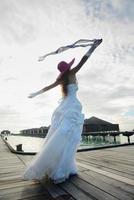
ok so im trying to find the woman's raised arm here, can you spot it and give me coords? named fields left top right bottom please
left=70, top=39, right=102, bottom=74
left=28, top=80, right=60, bottom=98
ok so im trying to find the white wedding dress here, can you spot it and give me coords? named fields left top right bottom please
left=23, top=83, right=84, bottom=183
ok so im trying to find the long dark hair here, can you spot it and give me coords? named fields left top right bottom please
left=58, top=70, right=70, bottom=97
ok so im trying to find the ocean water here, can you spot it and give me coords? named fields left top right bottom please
left=4, top=134, right=134, bottom=153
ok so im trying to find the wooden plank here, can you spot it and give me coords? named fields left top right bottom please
left=0, top=184, right=45, bottom=196
left=0, top=180, right=39, bottom=190
left=0, top=171, right=24, bottom=179
left=17, top=155, right=35, bottom=166
left=59, top=180, right=94, bottom=200
left=1, top=188, right=52, bottom=200
left=78, top=146, right=134, bottom=157
left=0, top=159, right=22, bottom=164
left=0, top=164, right=24, bottom=170
left=0, top=167, right=25, bottom=174
left=78, top=160, right=134, bottom=180
left=60, top=176, right=118, bottom=200
left=77, top=151, right=134, bottom=165
left=0, top=175, right=23, bottom=183
left=0, top=180, right=68, bottom=200
left=0, top=138, right=73, bottom=200
left=78, top=152, right=134, bottom=168
left=1, top=137, right=134, bottom=200
left=21, top=193, right=74, bottom=200
left=40, top=180, right=69, bottom=199
left=76, top=156, right=134, bottom=176
left=21, top=194, right=55, bottom=200
left=77, top=161, right=134, bottom=186
left=78, top=171, right=134, bottom=200
left=83, top=170, right=134, bottom=195
left=77, top=147, right=134, bottom=180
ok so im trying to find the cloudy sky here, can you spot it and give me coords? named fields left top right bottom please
left=0, top=0, right=134, bottom=133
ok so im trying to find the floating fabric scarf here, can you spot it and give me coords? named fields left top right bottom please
left=38, top=39, right=95, bottom=61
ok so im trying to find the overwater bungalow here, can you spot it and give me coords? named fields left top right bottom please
left=83, top=116, right=119, bottom=134
left=20, top=126, right=49, bottom=137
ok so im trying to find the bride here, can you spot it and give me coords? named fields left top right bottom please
left=23, top=39, right=102, bottom=184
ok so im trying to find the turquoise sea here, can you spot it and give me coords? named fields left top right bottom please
left=4, top=134, right=134, bottom=153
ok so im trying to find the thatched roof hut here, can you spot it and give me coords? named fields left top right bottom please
left=83, top=116, right=119, bottom=133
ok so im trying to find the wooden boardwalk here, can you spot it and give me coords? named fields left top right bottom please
left=0, top=137, right=134, bottom=200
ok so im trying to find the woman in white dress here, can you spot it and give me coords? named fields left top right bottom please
left=23, top=39, right=102, bottom=184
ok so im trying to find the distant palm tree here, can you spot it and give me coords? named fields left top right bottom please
left=1, top=130, right=11, bottom=135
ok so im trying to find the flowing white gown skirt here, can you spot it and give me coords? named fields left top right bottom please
left=23, top=84, right=84, bottom=183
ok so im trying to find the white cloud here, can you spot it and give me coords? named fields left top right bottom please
left=0, top=0, right=134, bottom=132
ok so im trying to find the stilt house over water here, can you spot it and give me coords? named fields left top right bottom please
left=83, top=116, right=119, bottom=133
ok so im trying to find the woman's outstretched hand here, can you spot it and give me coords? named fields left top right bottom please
left=84, top=38, right=102, bottom=59
left=28, top=89, right=44, bottom=98
left=28, top=93, right=37, bottom=98
left=93, top=39, right=103, bottom=48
